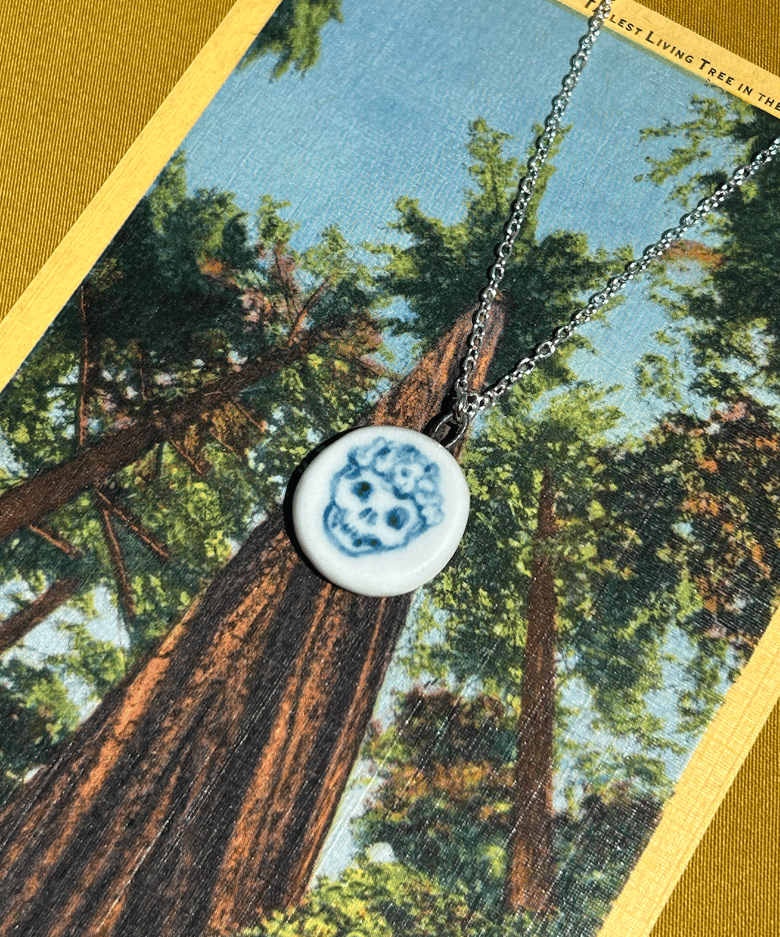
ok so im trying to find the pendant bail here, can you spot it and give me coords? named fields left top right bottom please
left=428, top=392, right=479, bottom=452
left=428, top=412, right=468, bottom=451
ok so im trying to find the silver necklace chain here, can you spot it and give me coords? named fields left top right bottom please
left=437, top=0, right=780, bottom=447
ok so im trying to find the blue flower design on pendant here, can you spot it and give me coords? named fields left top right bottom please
left=323, top=436, right=445, bottom=557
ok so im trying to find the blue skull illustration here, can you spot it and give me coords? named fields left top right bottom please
left=323, top=436, right=445, bottom=557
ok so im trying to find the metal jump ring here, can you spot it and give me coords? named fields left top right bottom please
left=427, top=411, right=472, bottom=452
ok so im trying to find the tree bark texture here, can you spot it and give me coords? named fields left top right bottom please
left=0, top=304, right=506, bottom=937
left=504, top=466, right=559, bottom=916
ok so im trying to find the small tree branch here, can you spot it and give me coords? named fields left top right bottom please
left=352, top=356, right=394, bottom=381
left=230, top=399, right=267, bottom=434
left=77, top=286, right=93, bottom=448
left=288, top=278, right=330, bottom=344
left=208, top=429, right=244, bottom=460
left=0, top=577, right=82, bottom=655
left=28, top=523, right=82, bottom=559
left=93, top=489, right=170, bottom=564
left=271, top=246, right=302, bottom=324
left=77, top=290, right=139, bottom=619
left=95, top=500, right=136, bottom=621
left=169, top=439, right=211, bottom=477
left=136, top=341, right=150, bottom=402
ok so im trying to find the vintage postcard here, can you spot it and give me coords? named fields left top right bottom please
left=0, top=1, right=779, bottom=935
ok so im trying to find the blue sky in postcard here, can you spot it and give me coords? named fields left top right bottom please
left=178, top=0, right=737, bottom=430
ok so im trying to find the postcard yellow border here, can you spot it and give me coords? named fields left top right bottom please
left=0, top=0, right=280, bottom=394
left=643, top=0, right=780, bottom=78
left=557, top=0, right=780, bottom=118
left=601, top=607, right=780, bottom=936
left=1, top=2, right=780, bottom=935
left=654, top=697, right=780, bottom=936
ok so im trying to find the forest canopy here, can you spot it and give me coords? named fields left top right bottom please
left=0, top=68, right=779, bottom=937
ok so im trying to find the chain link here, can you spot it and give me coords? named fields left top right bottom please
left=444, top=0, right=780, bottom=440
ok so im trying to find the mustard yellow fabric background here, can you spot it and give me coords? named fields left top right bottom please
left=1, top=1, right=778, bottom=933
left=641, top=0, right=780, bottom=75
left=0, top=0, right=237, bottom=317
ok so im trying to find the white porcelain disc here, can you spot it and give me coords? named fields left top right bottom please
left=291, top=425, right=470, bottom=596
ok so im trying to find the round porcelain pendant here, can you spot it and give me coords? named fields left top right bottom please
left=291, top=426, right=470, bottom=596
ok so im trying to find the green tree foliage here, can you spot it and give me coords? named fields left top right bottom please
left=2, top=95, right=774, bottom=933
left=228, top=103, right=780, bottom=936
left=0, top=659, right=78, bottom=806
left=0, top=151, right=382, bottom=805
left=356, top=688, right=661, bottom=936
left=594, top=395, right=780, bottom=684
left=358, top=689, right=516, bottom=911
left=235, top=860, right=517, bottom=937
left=411, top=384, right=671, bottom=735
left=377, top=117, right=618, bottom=385
left=241, top=0, right=343, bottom=78
left=636, top=99, right=780, bottom=403
left=367, top=388, right=677, bottom=919
left=358, top=105, right=780, bottom=919
left=623, top=99, right=780, bottom=707
left=553, top=782, right=661, bottom=935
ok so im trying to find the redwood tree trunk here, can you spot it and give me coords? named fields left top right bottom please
left=504, top=466, right=558, bottom=915
left=0, top=304, right=506, bottom=937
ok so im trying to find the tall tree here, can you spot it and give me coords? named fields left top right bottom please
left=417, top=386, right=664, bottom=917
left=0, top=156, right=383, bottom=808
left=375, top=118, right=643, bottom=917
left=0, top=301, right=505, bottom=937
left=504, top=464, right=558, bottom=914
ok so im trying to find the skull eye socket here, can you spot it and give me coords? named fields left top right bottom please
left=386, top=507, right=409, bottom=530
left=353, top=481, right=372, bottom=499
